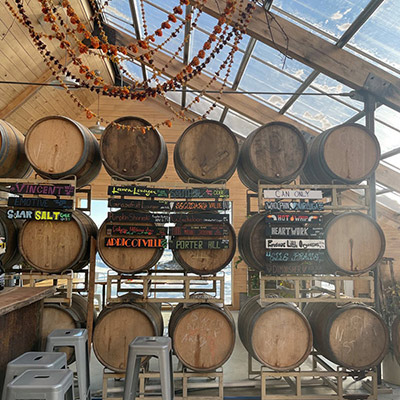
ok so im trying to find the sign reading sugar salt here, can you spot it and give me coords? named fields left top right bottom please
left=263, top=189, right=323, bottom=199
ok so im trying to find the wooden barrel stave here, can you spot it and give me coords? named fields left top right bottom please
left=172, top=222, right=236, bottom=275
left=0, top=119, right=32, bottom=179
left=173, top=120, right=239, bottom=183
left=93, top=300, right=163, bottom=372
left=100, top=116, right=168, bottom=181
left=303, top=302, right=389, bottom=370
left=25, top=116, right=101, bottom=188
left=168, top=298, right=235, bottom=372
left=18, top=210, right=97, bottom=273
left=237, top=122, right=308, bottom=192
left=238, top=296, right=312, bottom=370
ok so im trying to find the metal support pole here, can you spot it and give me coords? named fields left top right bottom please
left=364, top=92, right=382, bottom=384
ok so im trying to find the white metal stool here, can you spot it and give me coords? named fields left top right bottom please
left=2, top=352, right=67, bottom=400
left=45, top=329, right=89, bottom=400
left=123, top=336, right=174, bottom=400
left=6, top=369, right=73, bottom=400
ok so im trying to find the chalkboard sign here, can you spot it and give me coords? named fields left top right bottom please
left=265, top=250, right=325, bottom=263
left=171, top=201, right=229, bottom=211
left=108, top=198, right=171, bottom=210
left=7, top=209, right=71, bottom=221
left=266, top=238, right=325, bottom=250
left=170, top=188, right=229, bottom=199
left=169, top=239, right=229, bottom=250
left=263, top=189, right=323, bottom=200
left=108, top=212, right=170, bottom=224
left=265, top=201, right=324, bottom=212
left=108, top=185, right=169, bottom=198
left=9, top=183, right=75, bottom=196
left=170, top=225, right=228, bottom=236
left=8, top=197, right=73, bottom=210
left=264, top=263, right=330, bottom=275
left=266, top=214, right=323, bottom=224
left=170, top=213, right=229, bottom=223
left=266, top=225, right=323, bottom=237
left=105, top=224, right=167, bottom=237
left=105, top=237, right=168, bottom=248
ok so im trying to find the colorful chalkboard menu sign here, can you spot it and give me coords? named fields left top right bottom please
left=108, top=185, right=169, bottom=198
left=104, top=237, right=167, bottom=248
left=170, top=225, right=228, bottom=237
left=8, top=197, right=73, bottom=210
left=105, top=224, right=167, bottom=237
left=266, top=214, right=323, bottom=224
left=265, top=200, right=324, bottom=212
left=7, top=209, right=72, bottom=221
left=169, top=188, right=229, bottom=199
left=9, top=183, right=75, bottom=196
left=169, top=239, right=230, bottom=250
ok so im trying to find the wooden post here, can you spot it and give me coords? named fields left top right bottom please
left=87, top=236, right=97, bottom=356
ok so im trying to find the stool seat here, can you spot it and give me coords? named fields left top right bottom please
left=6, top=369, right=74, bottom=400
left=46, top=329, right=89, bottom=400
left=2, top=352, right=67, bottom=400
left=123, top=336, right=174, bottom=400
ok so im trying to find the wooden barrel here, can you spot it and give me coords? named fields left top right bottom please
left=18, top=210, right=97, bottom=273
left=392, top=316, right=400, bottom=366
left=301, top=124, right=380, bottom=184
left=238, top=295, right=312, bottom=370
left=0, top=119, right=32, bottom=178
left=100, top=116, right=168, bottom=181
left=304, top=302, right=389, bottom=369
left=97, top=217, right=164, bottom=274
left=238, top=213, right=266, bottom=272
left=324, top=212, right=385, bottom=274
left=173, top=120, right=239, bottom=183
left=0, top=208, right=22, bottom=271
left=25, top=116, right=101, bottom=188
left=168, top=298, right=235, bottom=372
left=172, top=222, right=236, bottom=275
left=41, top=294, right=95, bottom=364
left=93, top=300, right=163, bottom=372
left=237, top=122, right=308, bottom=192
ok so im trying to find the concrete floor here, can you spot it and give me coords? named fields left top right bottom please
left=86, top=311, right=400, bottom=399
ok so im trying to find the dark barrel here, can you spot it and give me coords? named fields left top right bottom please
left=304, top=301, right=389, bottom=370
left=168, top=297, right=235, bottom=372
left=100, top=116, right=168, bottom=181
left=301, top=123, right=380, bottom=184
left=174, top=120, right=239, bottom=183
left=97, top=217, right=164, bottom=274
left=93, top=300, right=163, bottom=372
left=25, top=116, right=101, bottom=188
left=0, top=208, right=22, bottom=271
left=238, top=296, right=312, bottom=370
left=237, top=122, right=308, bottom=192
left=172, top=222, right=236, bottom=275
left=0, top=119, right=32, bottom=178
left=18, top=210, right=97, bottom=273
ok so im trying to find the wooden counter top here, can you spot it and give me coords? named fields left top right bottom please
left=0, top=287, right=56, bottom=316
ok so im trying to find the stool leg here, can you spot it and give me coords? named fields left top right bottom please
left=74, top=341, right=90, bottom=400
left=158, top=353, right=174, bottom=400
left=123, top=356, right=141, bottom=400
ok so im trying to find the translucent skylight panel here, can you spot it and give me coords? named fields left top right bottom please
left=121, top=59, right=143, bottom=81
left=224, top=110, right=261, bottom=137
left=103, top=0, right=133, bottom=24
left=185, top=92, right=224, bottom=120
left=347, top=0, right=400, bottom=72
left=383, top=154, right=400, bottom=172
left=272, top=0, right=370, bottom=39
left=252, top=42, right=313, bottom=81
left=376, top=190, right=400, bottom=212
left=104, top=14, right=136, bottom=35
left=145, top=0, right=177, bottom=14
left=374, top=121, right=400, bottom=154
left=286, top=87, right=358, bottom=130
left=375, top=106, right=400, bottom=134
left=238, top=57, right=304, bottom=108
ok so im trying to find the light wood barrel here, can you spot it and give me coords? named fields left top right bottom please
left=25, top=116, right=101, bottom=188
left=100, top=116, right=168, bottom=181
left=392, top=316, right=400, bottom=366
left=174, top=120, right=239, bottom=183
left=304, top=302, right=389, bottom=370
left=238, top=213, right=266, bottom=272
left=97, top=218, right=164, bottom=274
left=0, top=208, right=22, bottom=271
left=169, top=299, right=235, bottom=372
left=172, top=222, right=236, bottom=275
left=237, top=122, right=308, bottom=192
left=0, top=119, right=32, bottom=178
left=41, top=294, right=95, bottom=364
left=93, top=300, right=163, bottom=372
left=324, top=212, right=385, bottom=274
left=301, top=123, right=380, bottom=184
left=18, top=210, right=97, bottom=273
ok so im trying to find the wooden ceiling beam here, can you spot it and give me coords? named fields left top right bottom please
left=196, top=1, right=400, bottom=113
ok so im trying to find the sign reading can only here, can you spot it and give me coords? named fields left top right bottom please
left=263, top=189, right=323, bottom=199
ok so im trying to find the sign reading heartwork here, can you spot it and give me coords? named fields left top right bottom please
left=9, top=183, right=75, bottom=196
left=7, top=209, right=72, bottom=221
left=8, top=197, right=73, bottom=210
left=266, top=238, right=326, bottom=250
left=105, top=224, right=167, bottom=237
left=266, top=225, right=323, bottom=237
left=105, top=237, right=168, bottom=248
left=263, top=189, right=323, bottom=199
left=265, top=201, right=324, bottom=212
left=169, top=239, right=229, bottom=250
